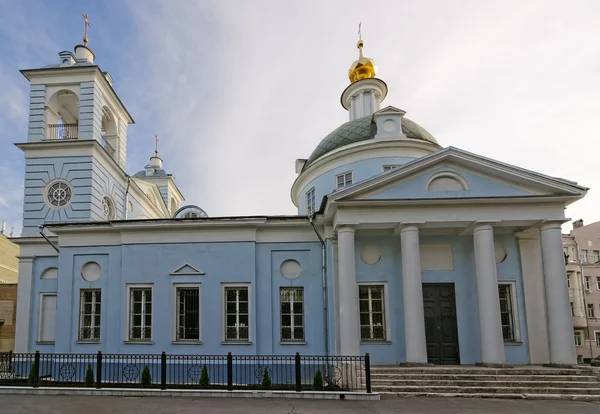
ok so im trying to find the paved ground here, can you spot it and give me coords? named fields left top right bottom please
left=0, top=395, right=599, bottom=413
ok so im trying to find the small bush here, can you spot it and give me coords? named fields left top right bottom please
left=27, top=362, right=37, bottom=385
left=261, top=367, right=272, bottom=390
left=199, top=365, right=210, bottom=388
left=141, top=365, right=152, bottom=387
left=313, top=370, right=324, bottom=390
left=85, top=364, right=95, bottom=387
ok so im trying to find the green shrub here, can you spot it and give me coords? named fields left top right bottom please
left=27, top=362, right=37, bottom=385
left=199, top=365, right=210, bottom=388
left=141, top=365, right=152, bottom=387
left=261, top=367, right=272, bottom=390
left=85, top=364, right=95, bottom=387
left=313, top=370, right=323, bottom=390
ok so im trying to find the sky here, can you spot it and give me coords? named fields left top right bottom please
left=0, top=0, right=599, bottom=236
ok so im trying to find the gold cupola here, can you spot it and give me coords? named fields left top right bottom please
left=348, top=39, right=377, bottom=83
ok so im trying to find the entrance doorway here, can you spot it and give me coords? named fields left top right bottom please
left=422, top=283, right=460, bottom=365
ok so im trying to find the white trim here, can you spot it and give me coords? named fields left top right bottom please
left=37, top=293, right=57, bottom=343
left=43, top=179, right=74, bottom=210
left=125, top=284, right=154, bottom=343
left=306, top=187, right=316, bottom=216
left=574, top=329, right=585, bottom=347
left=498, top=281, right=521, bottom=343
left=221, top=283, right=251, bottom=343
left=78, top=289, right=101, bottom=342
left=170, top=263, right=205, bottom=276
left=279, top=287, right=305, bottom=343
left=172, top=283, right=202, bottom=343
left=335, top=171, right=353, bottom=189
left=357, top=282, right=391, bottom=342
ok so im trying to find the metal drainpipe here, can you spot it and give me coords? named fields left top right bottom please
left=124, top=176, right=131, bottom=220
left=309, top=215, right=329, bottom=357
left=38, top=225, right=59, bottom=253
left=573, top=239, right=594, bottom=360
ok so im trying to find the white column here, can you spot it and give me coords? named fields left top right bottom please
left=516, top=231, right=550, bottom=364
left=540, top=222, right=577, bottom=365
left=473, top=224, right=505, bottom=364
left=14, top=256, right=34, bottom=352
left=400, top=225, right=428, bottom=363
left=336, top=226, right=361, bottom=356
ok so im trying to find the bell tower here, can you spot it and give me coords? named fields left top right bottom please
left=16, top=16, right=134, bottom=236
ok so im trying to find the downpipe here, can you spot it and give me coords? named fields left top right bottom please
left=309, top=215, right=329, bottom=357
left=38, top=225, right=59, bottom=253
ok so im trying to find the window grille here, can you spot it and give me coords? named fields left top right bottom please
left=359, top=285, right=386, bottom=341
left=225, top=287, right=249, bottom=341
left=79, top=290, right=101, bottom=341
left=280, top=287, right=304, bottom=342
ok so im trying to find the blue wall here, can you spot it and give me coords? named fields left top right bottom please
left=298, top=157, right=416, bottom=214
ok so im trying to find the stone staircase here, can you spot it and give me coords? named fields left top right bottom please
left=371, top=366, right=600, bottom=400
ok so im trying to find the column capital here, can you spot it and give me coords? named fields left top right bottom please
left=393, top=222, right=425, bottom=236
left=336, top=225, right=355, bottom=235
left=539, top=220, right=568, bottom=232
left=473, top=222, right=498, bottom=233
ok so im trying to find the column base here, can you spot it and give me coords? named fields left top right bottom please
left=475, top=362, right=513, bottom=368
left=542, top=363, right=578, bottom=368
left=398, top=362, right=434, bottom=367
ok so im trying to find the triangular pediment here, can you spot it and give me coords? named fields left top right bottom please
left=375, top=105, right=406, bottom=116
left=329, top=147, right=587, bottom=203
left=170, top=263, right=205, bottom=276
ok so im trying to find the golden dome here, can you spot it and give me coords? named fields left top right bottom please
left=348, top=40, right=377, bottom=83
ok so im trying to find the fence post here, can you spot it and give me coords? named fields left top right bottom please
left=227, top=352, right=233, bottom=391
left=96, top=350, right=102, bottom=389
left=365, top=352, right=372, bottom=394
left=33, top=350, right=40, bottom=388
left=295, top=352, right=301, bottom=392
left=161, top=351, right=167, bottom=390
left=8, top=350, right=12, bottom=373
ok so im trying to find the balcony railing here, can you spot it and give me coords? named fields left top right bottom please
left=46, top=123, right=78, bottom=140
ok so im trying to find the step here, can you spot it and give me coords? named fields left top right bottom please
left=379, top=391, right=600, bottom=401
left=371, top=379, right=600, bottom=388
left=370, top=373, right=600, bottom=382
left=371, top=368, right=593, bottom=376
left=372, top=385, right=600, bottom=395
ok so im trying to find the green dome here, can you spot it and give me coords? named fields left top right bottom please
left=305, top=115, right=437, bottom=167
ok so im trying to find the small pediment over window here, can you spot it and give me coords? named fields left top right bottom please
left=170, top=263, right=205, bottom=276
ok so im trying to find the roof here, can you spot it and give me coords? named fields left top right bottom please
left=305, top=115, right=437, bottom=168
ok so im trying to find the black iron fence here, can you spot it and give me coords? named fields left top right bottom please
left=46, top=123, right=78, bottom=140
left=0, top=351, right=371, bottom=393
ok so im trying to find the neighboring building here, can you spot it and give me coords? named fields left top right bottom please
left=11, top=31, right=589, bottom=367
left=0, top=230, right=19, bottom=351
left=563, top=219, right=600, bottom=362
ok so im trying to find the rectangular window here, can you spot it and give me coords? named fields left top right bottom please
left=582, top=250, right=588, bottom=264
left=224, top=286, right=249, bottom=342
left=175, top=286, right=200, bottom=341
left=587, top=304, right=595, bottom=318
left=359, top=285, right=386, bottom=341
left=383, top=165, right=400, bottom=172
left=78, top=290, right=101, bottom=341
left=594, top=250, right=600, bottom=263
left=306, top=187, right=315, bottom=216
left=585, top=276, right=592, bottom=291
left=38, top=293, right=57, bottom=343
left=597, top=277, right=600, bottom=290
left=280, top=287, right=304, bottom=342
left=570, top=302, right=575, bottom=316
left=336, top=171, right=353, bottom=189
left=498, top=284, right=517, bottom=342
left=574, top=330, right=583, bottom=346
left=567, top=274, right=571, bottom=288
left=563, top=247, right=569, bottom=258
left=128, top=287, right=152, bottom=341
left=596, top=332, right=600, bottom=347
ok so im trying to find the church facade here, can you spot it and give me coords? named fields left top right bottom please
left=12, top=35, right=587, bottom=367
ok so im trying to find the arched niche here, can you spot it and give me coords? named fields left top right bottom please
left=426, top=171, right=470, bottom=192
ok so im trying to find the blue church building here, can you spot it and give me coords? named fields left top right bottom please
left=12, top=34, right=588, bottom=367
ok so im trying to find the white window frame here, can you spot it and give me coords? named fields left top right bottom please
left=574, top=329, right=584, bottom=347
left=125, top=284, right=153, bottom=343
left=581, top=250, right=589, bottom=264
left=78, top=289, right=101, bottom=342
left=585, top=276, right=592, bottom=291
left=37, top=293, right=57, bottom=344
left=570, top=301, right=575, bottom=316
left=498, top=281, right=521, bottom=343
left=221, top=283, right=251, bottom=343
left=280, top=287, right=305, bottom=343
left=172, top=283, right=202, bottom=343
left=383, top=165, right=400, bottom=172
left=306, top=187, right=315, bottom=216
left=335, top=171, right=353, bottom=189
left=587, top=303, right=595, bottom=318
left=594, top=250, right=600, bottom=263
left=358, top=282, right=391, bottom=342
left=595, top=331, right=600, bottom=347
